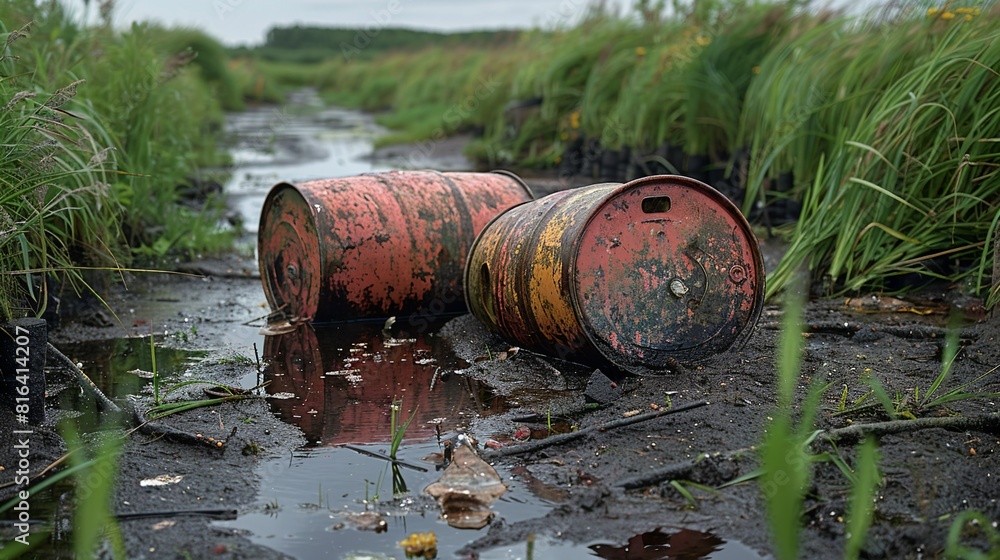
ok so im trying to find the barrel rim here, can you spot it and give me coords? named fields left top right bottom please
left=258, top=182, right=315, bottom=321
left=568, top=174, right=766, bottom=371
left=462, top=196, right=537, bottom=316
left=488, top=169, right=536, bottom=201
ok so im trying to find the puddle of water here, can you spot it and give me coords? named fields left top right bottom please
left=220, top=319, right=758, bottom=559
left=261, top=320, right=503, bottom=446
left=217, top=441, right=555, bottom=559
left=56, top=337, right=208, bottom=431
left=478, top=528, right=765, bottom=559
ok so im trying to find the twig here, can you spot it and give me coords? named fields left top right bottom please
left=482, top=400, right=710, bottom=459
left=254, top=342, right=262, bottom=393
left=340, top=444, right=428, bottom=472
left=47, top=342, right=231, bottom=450
left=115, top=508, right=237, bottom=521
left=47, top=342, right=124, bottom=416
left=615, top=449, right=753, bottom=489
left=823, top=412, right=1000, bottom=443
left=615, top=412, right=1000, bottom=489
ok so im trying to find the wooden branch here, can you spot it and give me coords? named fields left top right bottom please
left=482, top=400, right=710, bottom=460
left=616, top=412, right=1000, bottom=490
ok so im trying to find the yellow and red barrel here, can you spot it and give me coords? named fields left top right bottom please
left=258, top=170, right=532, bottom=323
left=465, top=175, right=764, bottom=374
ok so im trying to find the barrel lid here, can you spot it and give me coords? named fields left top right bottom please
left=571, top=175, right=764, bottom=372
left=258, top=183, right=322, bottom=323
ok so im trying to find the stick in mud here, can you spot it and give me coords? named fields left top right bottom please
left=482, top=400, right=710, bottom=460
left=46, top=342, right=235, bottom=449
left=615, top=412, right=1000, bottom=490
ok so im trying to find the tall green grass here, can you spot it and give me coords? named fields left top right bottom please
left=768, top=6, right=1000, bottom=299
left=250, top=0, right=998, bottom=305
left=0, top=19, right=123, bottom=319
left=0, top=1, right=240, bottom=319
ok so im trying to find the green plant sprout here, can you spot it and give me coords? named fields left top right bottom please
left=389, top=398, right=417, bottom=461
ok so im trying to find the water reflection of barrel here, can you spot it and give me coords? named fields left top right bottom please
left=258, top=170, right=533, bottom=323
left=263, top=323, right=504, bottom=446
left=465, top=175, right=765, bottom=374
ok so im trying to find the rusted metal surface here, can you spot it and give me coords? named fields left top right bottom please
left=258, top=170, right=532, bottom=322
left=465, top=175, right=765, bottom=373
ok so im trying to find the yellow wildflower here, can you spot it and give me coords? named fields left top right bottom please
left=940, top=11, right=955, bottom=19
left=954, top=7, right=974, bottom=14
left=926, top=7, right=939, bottom=16
left=635, top=46, right=647, bottom=57
left=400, top=532, right=437, bottom=558
left=695, top=35, right=711, bottom=47
left=569, top=111, right=580, bottom=129
left=966, top=14, right=973, bottom=20
left=752, top=65, right=761, bottom=74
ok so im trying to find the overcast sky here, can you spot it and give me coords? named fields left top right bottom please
left=61, top=0, right=596, bottom=46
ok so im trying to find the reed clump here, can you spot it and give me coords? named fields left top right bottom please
left=275, top=1, right=998, bottom=307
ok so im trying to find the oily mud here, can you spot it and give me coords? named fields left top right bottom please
left=442, top=296, right=1000, bottom=559
left=5, top=257, right=996, bottom=559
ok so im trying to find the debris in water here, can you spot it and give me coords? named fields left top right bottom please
left=424, top=435, right=506, bottom=529
left=399, top=531, right=438, bottom=558
left=326, top=368, right=361, bottom=376
left=128, top=369, right=155, bottom=379
left=384, top=337, right=416, bottom=347
left=140, top=475, right=184, bottom=487
left=343, top=511, right=387, bottom=532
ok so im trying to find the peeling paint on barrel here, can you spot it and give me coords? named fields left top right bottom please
left=465, top=175, right=765, bottom=373
left=258, top=170, right=532, bottom=322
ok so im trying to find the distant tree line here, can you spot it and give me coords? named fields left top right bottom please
left=231, top=25, right=523, bottom=63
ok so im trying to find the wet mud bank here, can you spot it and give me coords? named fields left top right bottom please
left=4, top=218, right=999, bottom=560
left=441, top=300, right=1000, bottom=559
left=0, top=262, right=305, bottom=559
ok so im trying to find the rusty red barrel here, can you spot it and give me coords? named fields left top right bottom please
left=465, top=174, right=764, bottom=374
left=259, top=170, right=532, bottom=322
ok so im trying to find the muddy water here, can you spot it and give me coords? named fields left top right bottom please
left=223, top=88, right=473, bottom=236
